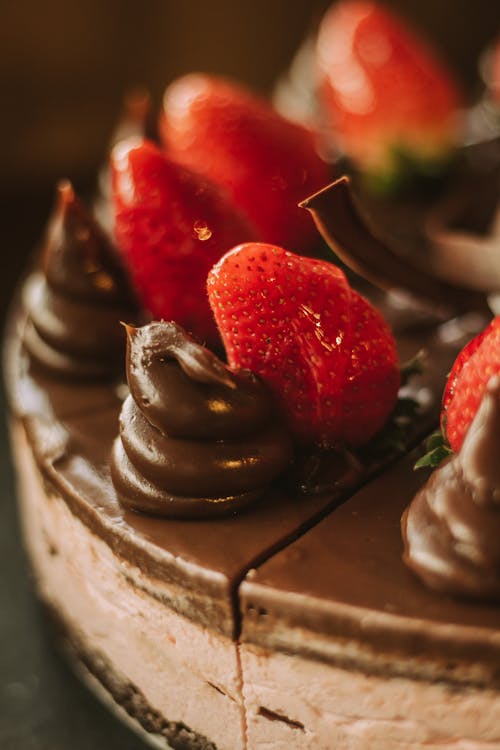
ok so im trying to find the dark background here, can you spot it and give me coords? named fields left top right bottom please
left=2, top=0, right=498, bottom=187
left=1, top=2, right=498, bottom=747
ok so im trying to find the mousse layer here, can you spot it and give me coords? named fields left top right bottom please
left=241, top=643, right=500, bottom=749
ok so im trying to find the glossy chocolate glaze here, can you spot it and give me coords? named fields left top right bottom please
left=403, top=378, right=500, bottom=600
left=125, top=322, right=273, bottom=440
left=6, top=294, right=479, bottom=638
left=240, top=442, right=500, bottom=685
left=111, top=322, right=293, bottom=518
left=7, top=142, right=496, bottom=654
left=24, top=182, right=138, bottom=379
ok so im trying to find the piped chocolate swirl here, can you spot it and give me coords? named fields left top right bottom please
left=23, top=181, right=139, bottom=379
left=402, top=377, right=500, bottom=599
left=111, top=321, right=293, bottom=518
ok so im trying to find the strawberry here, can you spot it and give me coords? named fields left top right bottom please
left=159, top=73, right=330, bottom=254
left=207, top=242, right=400, bottom=447
left=111, top=138, right=258, bottom=348
left=441, top=316, right=500, bottom=453
left=316, top=1, right=463, bottom=189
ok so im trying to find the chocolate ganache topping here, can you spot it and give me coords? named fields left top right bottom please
left=24, top=181, right=138, bottom=379
left=402, top=377, right=500, bottom=599
left=111, top=321, right=293, bottom=518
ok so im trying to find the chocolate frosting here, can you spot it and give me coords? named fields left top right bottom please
left=111, top=321, right=293, bottom=518
left=403, top=377, right=500, bottom=599
left=6, top=293, right=489, bottom=643
left=24, top=181, right=138, bottom=379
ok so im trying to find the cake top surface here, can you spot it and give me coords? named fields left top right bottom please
left=7, top=285, right=480, bottom=640
left=240, top=445, right=500, bottom=683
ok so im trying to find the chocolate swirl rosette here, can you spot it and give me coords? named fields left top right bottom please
left=403, top=377, right=500, bottom=599
left=23, top=181, right=138, bottom=379
left=111, top=321, right=293, bottom=518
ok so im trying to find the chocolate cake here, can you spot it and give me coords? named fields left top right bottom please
left=5, top=5, right=500, bottom=748
left=5, top=161, right=498, bottom=749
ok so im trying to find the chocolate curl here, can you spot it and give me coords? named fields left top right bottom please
left=300, top=176, right=489, bottom=314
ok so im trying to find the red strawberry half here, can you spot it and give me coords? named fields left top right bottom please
left=111, top=138, right=258, bottom=348
left=442, top=316, right=500, bottom=453
left=207, top=242, right=400, bottom=447
left=316, top=1, right=463, bottom=189
left=159, top=73, right=330, bottom=254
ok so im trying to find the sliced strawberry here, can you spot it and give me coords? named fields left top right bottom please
left=207, top=242, right=399, bottom=447
left=441, top=316, right=500, bottom=452
left=111, top=138, right=258, bottom=348
left=159, top=73, right=330, bottom=254
left=316, top=1, right=463, bottom=188
left=339, top=288, right=402, bottom=445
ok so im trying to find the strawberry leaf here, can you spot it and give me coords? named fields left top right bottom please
left=357, top=392, right=420, bottom=463
left=414, top=430, right=452, bottom=469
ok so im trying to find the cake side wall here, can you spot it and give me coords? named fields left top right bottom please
left=239, top=641, right=500, bottom=750
left=10, top=419, right=245, bottom=750
left=240, top=581, right=500, bottom=686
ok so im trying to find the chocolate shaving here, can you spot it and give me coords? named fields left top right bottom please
left=300, top=177, right=489, bottom=315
